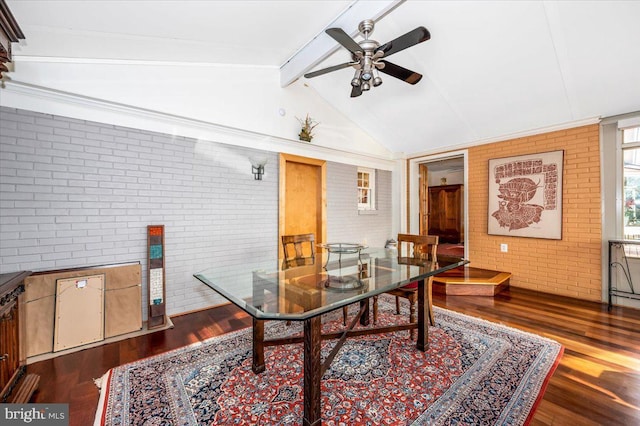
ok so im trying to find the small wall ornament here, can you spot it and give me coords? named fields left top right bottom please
left=297, top=114, right=319, bottom=142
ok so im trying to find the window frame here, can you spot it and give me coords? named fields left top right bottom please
left=621, top=124, right=640, bottom=240
left=357, top=167, right=376, bottom=211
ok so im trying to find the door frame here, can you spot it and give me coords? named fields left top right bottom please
left=407, top=150, right=468, bottom=255
left=278, top=153, right=327, bottom=259
left=419, top=163, right=429, bottom=235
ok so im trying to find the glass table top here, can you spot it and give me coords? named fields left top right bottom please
left=194, top=247, right=467, bottom=321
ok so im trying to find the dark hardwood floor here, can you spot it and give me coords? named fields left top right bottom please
left=26, top=288, right=640, bottom=426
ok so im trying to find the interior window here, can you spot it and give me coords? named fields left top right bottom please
left=357, top=168, right=376, bottom=210
left=623, top=126, right=640, bottom=241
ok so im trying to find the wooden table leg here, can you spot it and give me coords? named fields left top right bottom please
left=428, top=277, right=435, bottom=326
left=303, top=316, right=322, bottom=426
left=252, top=318, right=266, bottom=373
left=416, top=278, right=429, bottom=351
left=359, top=298, right=370, bottom=326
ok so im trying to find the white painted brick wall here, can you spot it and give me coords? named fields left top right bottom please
left=327, top=162, right=392, bottom=247
left=0, top=106, right=392, bottom=316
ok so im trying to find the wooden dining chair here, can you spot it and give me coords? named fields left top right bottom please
left=281, top=233, right=315, bottom=324
left=281, top=233, right=350, bottom=325
left=282, top=233, right=315, bottom=267
left=373, top=233, right=439, bottom=339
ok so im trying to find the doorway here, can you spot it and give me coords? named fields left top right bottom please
left=410, top=152, right=467, bottom=259
left=278, top=154, right=326, bottom=259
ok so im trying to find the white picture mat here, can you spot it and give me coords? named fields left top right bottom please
left=54, top=274, right=105, bottom=352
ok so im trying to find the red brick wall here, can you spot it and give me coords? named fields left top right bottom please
left=467, top=124, right=602, bottom=301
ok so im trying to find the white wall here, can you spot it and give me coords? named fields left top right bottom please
left=0, top=106, right=394, bottom=317
left=428, top=169, right=464, bottom=186
left=327, top=163, right=393, bottom=247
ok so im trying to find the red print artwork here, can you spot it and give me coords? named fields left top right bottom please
left=491, top=159, right=559, bottom=231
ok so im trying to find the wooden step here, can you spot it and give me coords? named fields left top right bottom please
left=10, top=374, right=40, bottom=403
left=433, top=266, right=510, bottom=296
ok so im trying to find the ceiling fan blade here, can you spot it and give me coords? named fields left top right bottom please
left=378, top=27, right=430, bottom=57
left=304, top=62, right=356, bottom=79
left=326, top=28, right=363, bottom=55
left=378, top=60, right=423, bottom=85
left=350, top=85, right=363, bottom=98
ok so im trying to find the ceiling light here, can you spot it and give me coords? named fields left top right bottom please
left=351, top=69, right=362, bottom=87
left=361, top=56, right=373, bottom=81
left=372, top=70, right=382, bottom=87
left=303, top=19, right=430, bottom=98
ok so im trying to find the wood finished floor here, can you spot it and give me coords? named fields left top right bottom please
left=26, top=288, right=640, bottom=426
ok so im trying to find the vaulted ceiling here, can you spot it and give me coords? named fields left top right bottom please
left=4, top=0, right=640, bottom=156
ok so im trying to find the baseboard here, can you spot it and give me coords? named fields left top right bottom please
left=26, top=317, right=174, bottom=364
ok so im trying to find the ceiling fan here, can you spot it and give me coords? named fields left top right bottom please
left=304, top=19, right=430, bottom=98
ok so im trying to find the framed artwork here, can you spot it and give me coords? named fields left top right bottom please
left=488, top=150, right=564, bottom=239
left=147, top=224, right=166, bottom=329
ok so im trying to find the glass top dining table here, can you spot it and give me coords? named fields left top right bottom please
left=194, top=247, right=467, bottom=321
left=194, top=247, right=468, bottom=426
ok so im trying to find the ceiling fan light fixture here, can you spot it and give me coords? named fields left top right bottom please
left=351, top=69, right=362, bottom=87
left=305, top=19, right=430, bottom=98
left=361, top=55, right=374, bottom=81
left=372, top=69, right=382, bottom=87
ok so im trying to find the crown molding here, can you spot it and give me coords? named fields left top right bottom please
left=13, top=55, right=280, bottom=69
left=0, top=80, right=396, bottom=170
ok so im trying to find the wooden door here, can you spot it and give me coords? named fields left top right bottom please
left=278, top=154, right=326, bottom=259
left=428, top=184, right=463, bottom=243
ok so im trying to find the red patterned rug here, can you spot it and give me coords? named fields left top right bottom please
left=94, top=296, right=562, bottom=425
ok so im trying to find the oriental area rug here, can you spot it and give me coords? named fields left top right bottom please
left=94, top=296, right=563, bottom=425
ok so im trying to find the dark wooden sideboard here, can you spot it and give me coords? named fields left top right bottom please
left=428, top=184, right=464, bottom=244
left=0, top=270, right=39, bottom=403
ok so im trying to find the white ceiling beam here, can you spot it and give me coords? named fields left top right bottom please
left=279, top=0, right=404, bottom=87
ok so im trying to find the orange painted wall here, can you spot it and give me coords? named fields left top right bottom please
left=466, top=124, right=602, bottom=301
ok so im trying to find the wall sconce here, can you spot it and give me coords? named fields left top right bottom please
left=250, top=157, right=267, bottom=180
